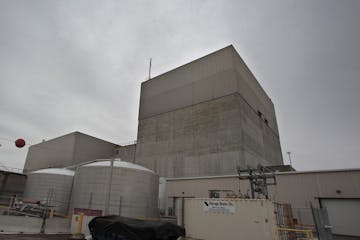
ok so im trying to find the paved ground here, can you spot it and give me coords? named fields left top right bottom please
left=333, top=235, right=360, bottom=240
left=1, top=233, right=358, bottom=240
left=0, top=234, right=71, bottom=240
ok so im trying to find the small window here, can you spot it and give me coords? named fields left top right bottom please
left=209, top=191, right=220, bottom=198
left=257, top=111, right=263, bottom=118
left=264, top=119, right=268, bottom=125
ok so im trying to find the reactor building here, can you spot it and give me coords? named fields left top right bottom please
left=134, top=45, right=283, bottom=177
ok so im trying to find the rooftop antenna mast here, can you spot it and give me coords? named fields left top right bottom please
left=287, top=151, right=292, bottom=166
left=148, top=58, right=152, bottom=80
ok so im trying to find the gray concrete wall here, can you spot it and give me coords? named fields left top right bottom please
left=24, top=132, right=118, bottom=171
left=115, top=144, right=136, bottom=163
left=73, top=132, right=117, bottom=165
left=136, top=93, right=282, bottom=178
left=139, top=45, right=278, bottom=133
left=165, top=169, right=360, bottom=209
left=24, top=133, right=76, bottom=172
left=135, top=46, right=282, bottom=178
left=0, top=171, right=26, bottom=203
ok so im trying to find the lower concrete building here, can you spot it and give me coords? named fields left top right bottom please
left=24, top=131, right=119, bottom=172
left=115, top=143, right=136, bottom=163
left=0, top=170, right=27, bottom=205
left=165, top=168, right=360, bottom=237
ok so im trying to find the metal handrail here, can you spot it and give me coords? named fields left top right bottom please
left=275, top=227, right=314, bottom=240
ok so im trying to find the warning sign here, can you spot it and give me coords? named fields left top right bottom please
left=203, top=200, right=235, bottom=214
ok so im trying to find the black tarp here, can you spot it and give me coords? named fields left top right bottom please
left=88, top=216, right=185, bottom=240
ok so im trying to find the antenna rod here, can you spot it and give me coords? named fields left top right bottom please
left=287, top=151, right=292, bottom=166
left=148, top=58, right=152, bottom=80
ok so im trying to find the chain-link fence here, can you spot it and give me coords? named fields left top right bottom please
left=274, top=203, right=317, bottom=240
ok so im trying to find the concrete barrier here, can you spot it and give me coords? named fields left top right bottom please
left=0, top=215, right=70, bottom=233
left=45, top=218, right=71, bottom=233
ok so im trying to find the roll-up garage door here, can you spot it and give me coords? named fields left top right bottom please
left=320, top=198, right=360, bottom=237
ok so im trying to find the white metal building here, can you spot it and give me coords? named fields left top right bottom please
left=165, top=168, right=360, bottom=237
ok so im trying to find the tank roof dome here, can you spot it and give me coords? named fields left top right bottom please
left=30, top=168, right=75, bottom=176
left=82, top=159, right=154, bottom=173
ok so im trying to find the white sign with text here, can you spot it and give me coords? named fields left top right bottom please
left=203, top=200, right=235, bottom=214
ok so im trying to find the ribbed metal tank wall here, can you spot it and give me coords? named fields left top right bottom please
left=23, top=168, right=74, bottom=214
left=71, top=159, right=159, bottom=218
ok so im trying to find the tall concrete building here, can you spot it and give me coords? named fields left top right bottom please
left=135, top=45, right=283, bottom=178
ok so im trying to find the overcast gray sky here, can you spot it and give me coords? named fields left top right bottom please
left=1, top=0, right=359, bottom=171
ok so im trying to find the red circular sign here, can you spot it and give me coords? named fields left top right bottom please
left=15, top=139, right=26, bottom=148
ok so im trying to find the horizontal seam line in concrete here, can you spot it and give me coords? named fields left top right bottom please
left=138, top=92, right=279, bottom=137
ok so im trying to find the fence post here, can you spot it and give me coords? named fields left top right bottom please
left=49, top=208, right=54, bottom=219
left=274, top=228, right=279, bottom=240
left=77, top=212, right=84, bottom=234
left=308, top=230, right=313, bottom=240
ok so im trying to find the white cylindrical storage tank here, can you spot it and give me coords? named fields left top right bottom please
left=71, top=159, right=159, bottom=218
left=23, top=168, right=74, bottom=214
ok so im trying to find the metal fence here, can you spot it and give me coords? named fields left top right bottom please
left=0, top=194, right=69, bottom=218
left=274, top=203, right=316, bottom=240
